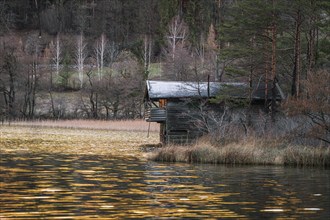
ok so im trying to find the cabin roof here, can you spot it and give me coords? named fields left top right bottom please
left=145, top=80, right=246, bottom=100
left=145, top=80, right=285, bottom=101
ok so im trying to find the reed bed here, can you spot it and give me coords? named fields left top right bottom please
left=148, top=138, right=330, bottom=167
left=5, top=119, right=160, bottom=132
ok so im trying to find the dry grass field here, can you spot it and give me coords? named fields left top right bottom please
left=8, top=119, right=160, bottom=132
left=0, top=120, right=159, bottom=158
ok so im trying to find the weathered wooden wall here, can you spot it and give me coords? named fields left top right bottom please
left=166, top=101, right=197, bottom=144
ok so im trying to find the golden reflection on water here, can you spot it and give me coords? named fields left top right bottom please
left=0, top=154, right=243, bottom=219
left=0, top=154, right=329, bottom=219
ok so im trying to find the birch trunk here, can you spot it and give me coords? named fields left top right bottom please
left=76, top=34, right=87, bottom=88
left=95, top=33, right=107, bottom=81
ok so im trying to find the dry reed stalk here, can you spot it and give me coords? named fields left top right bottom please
left=148, top=138, right=330, bottom=167
left=283, top=146, right=330, bottom=167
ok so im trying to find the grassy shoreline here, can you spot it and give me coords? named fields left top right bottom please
left=1, top=121, right=329, bottom=167
left=147, top=139, right=330, bottom=167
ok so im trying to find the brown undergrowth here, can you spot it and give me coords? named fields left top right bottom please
left=147, top=137, right=330, bottom=167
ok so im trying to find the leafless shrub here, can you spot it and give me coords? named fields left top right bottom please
left=184, top=100, right=249, bottom=145
left=284, top=70, right=330, bottom=145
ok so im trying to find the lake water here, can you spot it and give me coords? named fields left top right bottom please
left=1, top=153, right=329, bottom=219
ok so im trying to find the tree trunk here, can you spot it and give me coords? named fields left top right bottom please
left=270, top=1, right=277, bottom=121
left=307, top=1, right=317, bottom=78
left=291, top=9, right=302, bottom=97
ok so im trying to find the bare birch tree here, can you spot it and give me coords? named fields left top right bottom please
left=76, top=33, right=87, bottom=88
left=50, top=33, right=62, bottom=77
left=163, top=15, right=189, bottom=80
left=166, top=15, right=187, bottom=61
left=95, top=33, right=107, bottom=81
left=143, top=34, right=152, bottom=79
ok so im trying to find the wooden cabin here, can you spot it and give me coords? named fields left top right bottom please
left=144, top=80, right=285, bottom=144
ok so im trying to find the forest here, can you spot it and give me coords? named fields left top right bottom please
left=0, top=0, right=329, bottom=144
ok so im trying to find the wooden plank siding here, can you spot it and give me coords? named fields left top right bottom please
left=165, top=101, right=208, bottom=144
left=145, top=108, right=166, bottom=122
